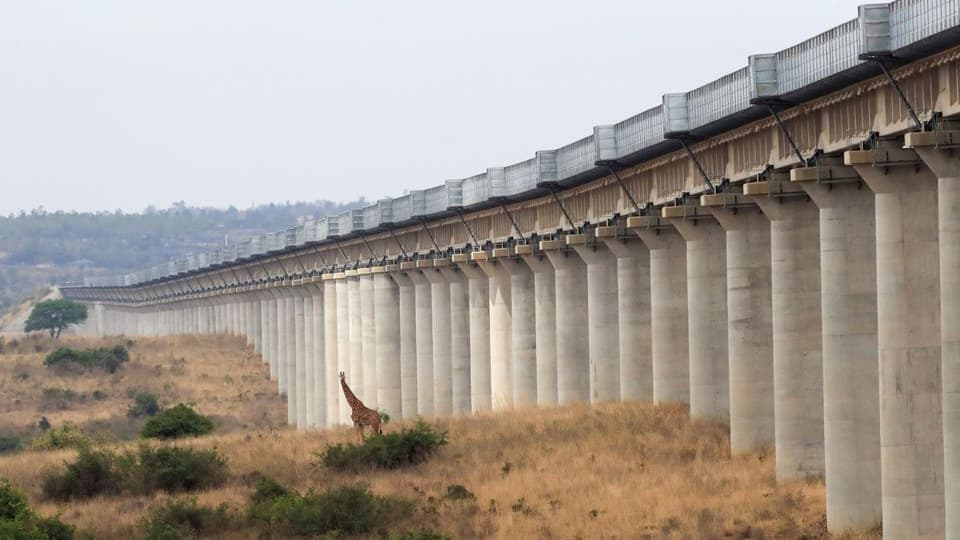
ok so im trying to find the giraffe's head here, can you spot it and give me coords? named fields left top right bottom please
left=339, top=371, right=345, bottom=382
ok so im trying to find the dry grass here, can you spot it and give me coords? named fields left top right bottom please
left=0, top=333, right=286, bottom=441
left=0, top=336, right=881, bottom=539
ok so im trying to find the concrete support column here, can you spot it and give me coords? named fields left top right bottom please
left=794, top=163, right=881, bottom=531
left=634, top=222, right=689, bottom=404
left=375, top=270, right=402, bottom=419
left=335, top=276, right=351, bottom=425
left=599, top=231, right=653, bottom=402
left=667, top=214, right=729, bottom=420
left=424, top=265, right=453, bottom=417
left=908, top=131, right=960, bottom=539
left=441, top=265, right=471, bottom=415
left=302, top=289, right=316, bottom=428
left=293, top=289, right=306, bottom=428
left=276, top=290, right=289, bottom=393
left=571, top=238, right=621, bottom=403
left=460, top=263, right=491, bottom=412
left=323, top=276, right=341, bottom=426
left=506, top=257, right=536, bottom=407
left=309, top=282, right=325, bottom=428
left=266, top=292, right=280, bottom=380
left=359, top=271, right=378, bottom=410
left=247, top=295, right=258, bottom=347
left=543, top=244, right=589, bottom=404
left=408, top=269, right=434, bottom=416
left=518, top=252, right=557, bottom=406
left=389, top=271, right=419, bottom=419
left=477, top=256, right=513, bottom=410
left=707, top=204, right=774, bottom=452
left=752, top=188, right=824, bottom=481
left=849, top=146, right=943, bottom=539
left=347, top=273, right=365, bottom=403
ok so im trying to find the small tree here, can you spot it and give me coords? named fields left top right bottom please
left=24, top=300, right=87, bottom=338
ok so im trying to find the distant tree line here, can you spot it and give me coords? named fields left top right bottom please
left=0, top=200, right=364, bottom=316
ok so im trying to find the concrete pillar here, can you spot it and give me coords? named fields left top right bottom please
left=441, top=265, right=471, bottom=414
left=666, top=213, right=729, bottom=420
left=506, top=257, right=536, bottom=407
left=634, top=222, right=689, bottom=404
left=310, top=282, right=325, bottom=428
left=389, top=270, right=419, bottom=419
left=374, top=270, right=402, bottom=419
left=477, top=256, right=513, bottom=410
left=751, top=187, right=824, bottom=481
left=543, top=243, right=589, bottom=404
left=460, top=262, right=491, bottom=412
left=424, top=265, right=453, bottom=417
left=276, top=290, right=289, bottom=394
left=794, top=163, right=881, bottom=531
left=408, top=269, right=434, bottom=416
left=335, top=276, right=351, bottom=425
left=518, top=251, right=558, bottom=406
left=599, top=231, right=653, bottom=402
left=848, top=146, right=943, bottom=539
left=707, top=203, right=774, bottom=452
left=302, top=290, right=315, bottom=428
left=360, top=271, right=378, bottom=410
left=347, top=273, right=365, bottom=403
left=571, top=238, right=620, bottom=403
left=293, top=290, right=306, bottom=429
left=323, top=276, right=341, bottom=426
left=908, top=130, right=960, bottom=540
left=266, top=292, right=280, bottom=380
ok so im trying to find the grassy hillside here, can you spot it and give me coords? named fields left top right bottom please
left=0, top=336, right=879, bottom=539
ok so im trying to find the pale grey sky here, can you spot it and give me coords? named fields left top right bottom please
left=0, top=0, right=866, bottom=215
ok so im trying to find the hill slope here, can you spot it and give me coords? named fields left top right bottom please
left=0, top=336, right=878, bottom=539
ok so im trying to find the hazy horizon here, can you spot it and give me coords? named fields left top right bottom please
left=1, top=1, right=865, bottom=215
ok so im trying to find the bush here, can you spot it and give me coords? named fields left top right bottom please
left=249, top=476, right=288, bottom=505
left=138, top=498, right=233, bottom=540
left=128, top=393, right=161, bottom=418
left=0, top=436, right=23, bottom=455
left=141, top=405, right=214, bottom=440
left=250, top=484, right=411, bottom=537
left=43, top=346, right=128, bottom=373
left=389, top=529, right=451, bottom=540
left=41, top=447, right=124, bottom=500
left=41, top=388, right=78, bottom=402
left=31, top=423, right=93, bottom=451
left=134, top=445, right=227, bottom=493
left=1, top=478, right=76, bottom=539
left=41, top=444, right=227, bottom=501
left=319, top=420, right=447, bottom=472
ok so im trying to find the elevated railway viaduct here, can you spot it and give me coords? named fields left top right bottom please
left=63, top=2, right=960, bottom=537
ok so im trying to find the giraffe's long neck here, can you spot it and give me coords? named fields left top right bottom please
left=341, top=378, right=362, bottom=409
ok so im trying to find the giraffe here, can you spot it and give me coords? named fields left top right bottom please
left=339, top=371, right=382, bottom=441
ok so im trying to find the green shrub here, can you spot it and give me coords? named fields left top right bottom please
left=91, top=390, right=107, bottom=401
left=250, top=485, right=411, bottom=537
left=141, top=405, right=214, bottom=440
left=43, top=346, right=128, bottom=373
left=134, top=445, right=227, bottom=494
left=41, top=447, right=124, bottom=500
left=41, top=388, right=78, bottom=402
left=0, top=436, right=23, bottom=455
left=319, top=420, right=447, bottom=472
left=128, top=393, right=161, bottom=418
left=31, top=423, right=91, bottom=451
left=138, top=498, right=233, bottom=540
left=1, top=478, right=76, bottom=539
left=41, top=444, right=227, bottom=501
left=389, top=529, right=452, bottom=540
left=30, top=423, right=93, bottom=451
left=0, top=479, right=31, bottom=520
left=249, top=476, right=288, bottom=505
